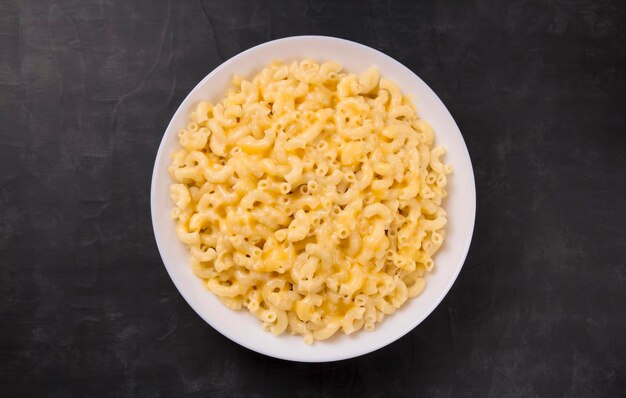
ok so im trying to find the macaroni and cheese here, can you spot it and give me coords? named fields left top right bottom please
left=168, top=60, right=452, bottom=343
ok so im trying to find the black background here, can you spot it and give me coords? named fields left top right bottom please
left=1, top=0, right=625, bottom=397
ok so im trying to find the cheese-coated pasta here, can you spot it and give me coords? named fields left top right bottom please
left=169, top=60, right=452, bottom=343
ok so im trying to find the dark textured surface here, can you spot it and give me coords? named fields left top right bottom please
left=1, top=0, right=625, bottom=396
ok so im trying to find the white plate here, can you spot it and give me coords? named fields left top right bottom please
left=151, top=36, right=476, bottom=362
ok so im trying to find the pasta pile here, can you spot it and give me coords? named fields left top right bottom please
left=169, top=60, right=452, bottom=343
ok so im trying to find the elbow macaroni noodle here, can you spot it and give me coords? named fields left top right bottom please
left=169, top=60, right=452, bottom=343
